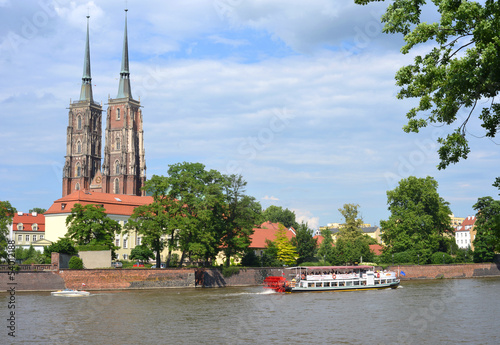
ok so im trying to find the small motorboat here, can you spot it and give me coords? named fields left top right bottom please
left=51, top=287, right=90, bottom=297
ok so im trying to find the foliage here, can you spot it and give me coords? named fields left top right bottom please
left=291, top=222, right=318, bottom=264
left=65, top=203, right=120, bottom=257
left=15, top=245, right=45, bottom=264
left=130, top=244, right=155, bottom=262
left=274, top=224, right=298, bottom=266
left=221, top=266, right=240, bottom=278
left=430, top=252, right=454, bottom=265
left=43, top=238, right=78, bottom=262
left=68, top=256, right=84, bottom=269
left=454, top=247, right=474, bottom=264
left=29, top=207, right=46, bottom=214
left=262, top=205, right=299, bottom=230
left=473, top=197, right=500, bottom=263
left=220, top=174, right=262, bottom=266
left=261, top=240, right=281, bottom=267
left=0, top=201, right=16, bottom=260
left=380, top=176, right=453, bottom=262
left=355, top=0, right=500, bottom=186
left=337, top=204, right=364, bottom=240
left=241, top=250, right=261, bottom=267
left=317, top=228, right=335, bottom=263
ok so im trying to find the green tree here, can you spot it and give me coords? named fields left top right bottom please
left=130, top=244, right=155, bottom=263
left=68, top=256, right=83, bottom=269
left=65, top=204, right=120, bottom=254
left=317, top=228, right=335, bottom=263
left=262, top=205, right=299, bottom=230
left=473, top=196, right=500, bottom=263
left=29, top=207, right=46, bottom=214
left=355, top=0, right=500, bottom=187
left=291, top=222, right=318, bottom=264
left=165, top=162, right=226, bottom=266
left=43, top=238, right=78, bottom=262
left=381, top=176, right=453, bottom=263
left=261, top=239, right=280, bottom=267
left=273, top=224, right=297, bottom=266
left=220, top=174, right=262, bottom=266
left=0, top=201, right=16, bottom=260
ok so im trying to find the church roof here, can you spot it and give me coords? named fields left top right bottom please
left=45, top=190, right=153, bottom=216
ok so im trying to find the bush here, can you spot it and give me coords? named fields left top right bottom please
left=221, top=266, right=240, bottom=277
left=68, top=256, right=84, bottom=269
left=430, top=252, right=453, bottom=265
left=241, top=251, right=260, bottom=267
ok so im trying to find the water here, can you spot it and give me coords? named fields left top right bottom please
left=2, top=277, right=499, bottom=344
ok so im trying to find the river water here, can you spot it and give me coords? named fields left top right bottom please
left=2, top=277, right=500, bottom=345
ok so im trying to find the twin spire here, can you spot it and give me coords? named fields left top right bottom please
left=79, top=9, right=132, bottom=102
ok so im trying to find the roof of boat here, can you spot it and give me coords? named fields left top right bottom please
left=286, top=265, right=374, bottom=270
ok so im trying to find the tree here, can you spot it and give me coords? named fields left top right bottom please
left=274, top=224, right=298, bottom=266
left=43, top=238, right=78, bottom=262
left=317, top=228, right=335, bottom=263
left=0, top=201, right=16, bottom=260
left=355, top=0, right=500, bottom=186
left=473, top=196, right=500, bottom=262
left=220, top=174, right=262, bottom=266
left=165, top=162, right=226, bottom=266
left=262, top=205, right=299, bottom=230
left=380, top=176, right=453, bottom=263
left=29, top=207, right=46, bottom=214
left=337, top=204, right=364, bottom=241
left=65, top=204, right=120, bottom=253
left=130, top=244, right=155, bottom=263
left=291, top=222, right=318, bottom=264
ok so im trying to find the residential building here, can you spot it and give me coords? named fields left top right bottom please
left=12, top=212, right=50, bottom=252
left=249, top=221, right=296, bottom=257
left=455, top=216, right=477, bottom=250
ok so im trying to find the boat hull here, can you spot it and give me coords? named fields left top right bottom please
left=51, top=290, right=90, bottom=297
left=289, top=280, right=399, bottom=292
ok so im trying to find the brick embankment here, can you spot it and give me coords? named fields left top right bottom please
left=202, top=267, right=285, bottom=287
left=387, top=263, right=500, bottom=280
left=0, top=271, right=65, bottom=291
left=57, top=269, right=196, bottom=290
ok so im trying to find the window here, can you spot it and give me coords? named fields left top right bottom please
left=116, top=137, right=121, bottom=150
left=75, top=183, right=80, bottom=191
left=32, top=223, right=38, bottom=231
left=26, top=235, right=30, bottom=242
left=77, top=140, right=82, bottom=154
left=123, top=238, right=128, bottom=249
left=115, top=238, right=120, bottom=247
left=18, top=235, right=22, bottom=242
left=17, top=223, right=23, bottom=230
left=137, top=237, right=142, bottom=246
left=33, top=235, right=37, bottom=242
left=115, top=160, right=120, bottom=175
left=117, top=108, right=121, bottom=120
left=114, top=178, right=119, bottom=194
left=40, top=235, right=44, bottom=240
left=77, top=115, right=82, bottom=130
left=76, top=163, right=81, bottom=177
left=123, top=254, right=128, bottom=260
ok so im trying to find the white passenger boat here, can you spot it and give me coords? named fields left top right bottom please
left=264, top=266, right=400, bottom=293
left=51, top=289, right=90, bottom=297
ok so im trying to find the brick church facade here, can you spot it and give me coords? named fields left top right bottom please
left=62, top=10, right=146, bottom=197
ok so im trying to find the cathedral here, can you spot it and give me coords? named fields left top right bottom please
left=62, top=10, right=146, bottom=197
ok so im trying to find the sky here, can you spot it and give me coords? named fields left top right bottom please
left=0, top=0, right=498, bottom=230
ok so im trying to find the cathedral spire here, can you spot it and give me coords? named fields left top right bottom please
left=117, top=8, right=132, bottom=99
left=79, top=15, right=93, bottom=102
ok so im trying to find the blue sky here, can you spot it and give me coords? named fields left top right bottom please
left=0, top=0, right=498, bottom=229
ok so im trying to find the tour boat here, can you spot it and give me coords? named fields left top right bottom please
left=263, top=266, right=400, bottom=293
left=51, top=288, right=90, bottom=297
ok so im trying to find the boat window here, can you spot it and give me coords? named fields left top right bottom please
left=346, top=281, right=352, bottom=286
left=316, top=282, right=322, bottom=288
left=375, top=280, right=379, bottom=285
left=382, top=279, right=386, bottom=284
left=308, top=283, right=314, bottom=288
left=324, top=282, right=330, bottom=287
left=339, top=282, right=345, bottom=287
left=354, top=281, right=359, bottom=286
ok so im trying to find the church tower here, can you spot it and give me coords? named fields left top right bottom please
left=102, top=9, right=146, bottom=196
left=62, top=15, right=102, bottom=197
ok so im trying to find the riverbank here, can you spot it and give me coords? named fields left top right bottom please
left=1, top=263, right=499, bottom=291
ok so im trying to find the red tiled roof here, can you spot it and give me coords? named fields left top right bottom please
left=249, top=221, right=296, bottom=249
left=460, top=216, right=476, bottom=227
left=12, top=212, right=45, bottom=232
left=369, top=244, right=383, bottom=256
left=45, top=190, right=153, bottom=216
left=313, top=235, right=324, bottom=245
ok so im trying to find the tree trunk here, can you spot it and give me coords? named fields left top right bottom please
left=178, top=250, right=187, bottom=267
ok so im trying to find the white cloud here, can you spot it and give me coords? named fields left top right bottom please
left=262, top=195, right=279, bottom=201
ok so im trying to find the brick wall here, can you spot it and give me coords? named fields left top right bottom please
left=387, top=263, right=500, bottom=279
left=202, top=268, right=288, bottom=287
left=57, top=268, right=196, bottom=290
left=0, top=271, right=65, bottom=291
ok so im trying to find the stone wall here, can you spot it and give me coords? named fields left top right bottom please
left=387, top=263, right=500, bottom=279
left=0, top=271, right=65, bottom=291
left=202, top=267, right=289, bottom=287
left=57, top=268, right=196, bottom=290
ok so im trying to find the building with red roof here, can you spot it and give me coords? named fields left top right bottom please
left=249, top=221, right=296, bottom=256
left=12, top=211, right=50, bottom=251
left=455, top=215, right=476, bottom=250
left=45, top=190, right=153, bottom=260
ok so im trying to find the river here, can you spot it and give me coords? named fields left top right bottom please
left=2, top=277, right=500, bottom=344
